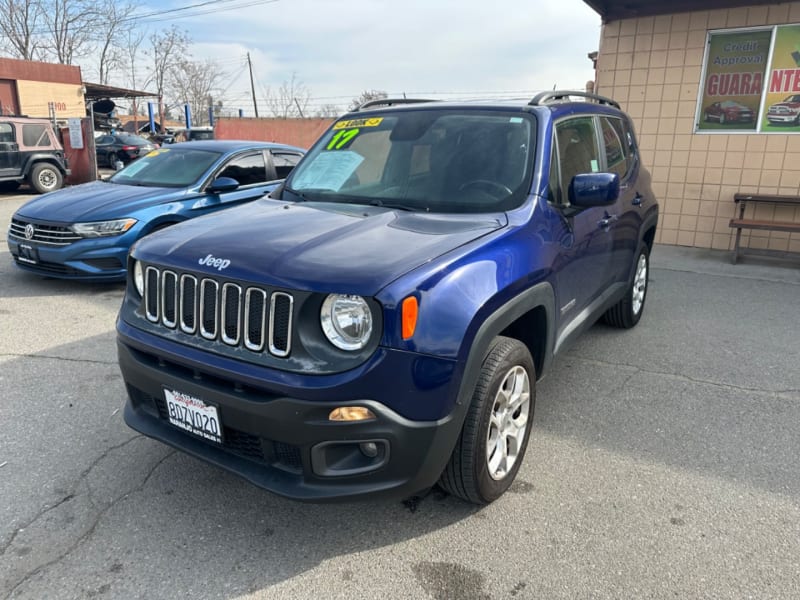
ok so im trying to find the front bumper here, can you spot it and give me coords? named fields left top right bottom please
left=7, top=236, right=129, bottom=281
left=117, top=336, right=467, bottom=502
left=767, top=113, right=799, bottom=123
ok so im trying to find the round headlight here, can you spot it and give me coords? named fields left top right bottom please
left=133, top=260, right=144, bottom=296
left=320, top=294, right=373, bottom=351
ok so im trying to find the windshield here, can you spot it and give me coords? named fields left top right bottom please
left=109, top=147, right=222, bottom=188
left=286, top=109, right=535, bottom=213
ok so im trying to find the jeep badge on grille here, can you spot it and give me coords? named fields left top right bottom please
left=198, top=254, right=230, bottom=270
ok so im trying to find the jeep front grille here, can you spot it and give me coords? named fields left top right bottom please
left=9, top=218, right=82, bottom=246
left=144, top=266, right=293, bottom=356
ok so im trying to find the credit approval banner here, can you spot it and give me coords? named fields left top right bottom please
left=697, top=30, right=771, bottom=132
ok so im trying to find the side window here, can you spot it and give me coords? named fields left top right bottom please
left=555, top=117, right=600, bottom=200
left=271, top=152, right=302, bottom=179
left=217, top=153, right=267, bottom=187
left=600, top=117, right=628, bottom=179
left=22, top=124, right=49, bottom=147
left=0, top=123, right=14, bottom=144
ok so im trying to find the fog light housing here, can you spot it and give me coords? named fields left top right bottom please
left=360, top=442, right=378, bottom=457
left=329, top=406, right=375, bottom=422
left=311, top=439, right=389, bottom=477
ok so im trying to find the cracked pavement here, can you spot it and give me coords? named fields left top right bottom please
left=1, top=193, right=799, bottom=599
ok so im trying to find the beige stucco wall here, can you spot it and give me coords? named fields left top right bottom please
left=16, top=80, right=85, bottom=119
left=595, top=3, right=800, bottom=254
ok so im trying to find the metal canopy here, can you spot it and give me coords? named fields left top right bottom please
left=82, top=82, right=157, bottom=101
left=583, top=0, right=781, bottom=21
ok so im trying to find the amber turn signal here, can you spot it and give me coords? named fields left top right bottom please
left=329, top=406, right=376, bottom=421
left=401, top=296, right=418, bottom=340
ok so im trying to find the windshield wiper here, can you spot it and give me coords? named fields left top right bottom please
left=283, top=186, right=331, bottom=202
left=368, top=199, right=428, bottom=212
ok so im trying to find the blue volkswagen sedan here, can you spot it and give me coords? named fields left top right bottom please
left=6, top=140, right=304, bottom=281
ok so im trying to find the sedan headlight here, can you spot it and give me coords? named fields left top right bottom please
left=71, top=218, right=137, bottom=237
left=132, top=260, right=144, bottom=296
left=320, top=294, right=373, bottom=351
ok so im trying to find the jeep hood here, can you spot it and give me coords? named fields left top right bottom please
left=133, top=199, right=507, bottom=295
left=15, top=180, right=187, bottom=221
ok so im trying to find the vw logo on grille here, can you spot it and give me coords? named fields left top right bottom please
left=24, top=224, right=35, bottom=240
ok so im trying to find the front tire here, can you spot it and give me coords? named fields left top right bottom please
left=28, top=163, right=63, bottom=194
left=439, top=337, right=535, bottom=504
left=604, top=243, right=650, bottom=328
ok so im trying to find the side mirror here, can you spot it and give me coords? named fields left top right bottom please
left=569, top=173, right=620, bottom=207
left=208, top=176, right=240, bottom=193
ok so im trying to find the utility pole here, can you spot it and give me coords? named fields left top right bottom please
left=247, top=52, right=259, bottom=118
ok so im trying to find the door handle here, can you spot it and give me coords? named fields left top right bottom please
left=632, top=194, right=643, bottom=206
left=598, top=214, right=618, bottom=229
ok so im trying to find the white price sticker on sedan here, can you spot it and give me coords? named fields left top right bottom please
left=163, top=388, right=223, bottom=444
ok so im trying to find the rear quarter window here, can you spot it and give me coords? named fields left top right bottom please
left=22, top=124, right=50, bottom=147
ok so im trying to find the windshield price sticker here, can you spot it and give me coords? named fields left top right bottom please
left=333, top=117, right=383, bottom=129
left=292, top=151, right=364, bottom=191
left=163, top=388, right=223, bottom=444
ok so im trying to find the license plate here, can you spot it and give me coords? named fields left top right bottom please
left=16, top=243, right=39, bottom=265
left=163, top=388, right=223, bottom=444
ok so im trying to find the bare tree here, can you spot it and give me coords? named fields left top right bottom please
left=315, top=104, right=342, bottom=118
left=349, top=89, right=388, bottom=111
left=169, top=59, right=228, bottom=127
left=265, top=72, right=311, bottom=118
left=123, top=27, right=147, bottom=130
left=0, top=0, right=44, bottom=60
left=42, top=0, right=99, bottom=64
left=95, top=0, right=136, bottom=85
left=146, top=26, right=189, bottom=131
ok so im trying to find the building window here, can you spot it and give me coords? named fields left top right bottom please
left=697, top=24, right=800, bottom=134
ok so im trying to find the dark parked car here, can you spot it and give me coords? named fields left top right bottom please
left=7, top=140, right=305, bottom=281
left=95, top=133, right=158, bottom=167
left=703, top=101, right=755, bottom=124
left=0, top=116, right=70, bottom=193
left=116, top=92, right=659, bottom=504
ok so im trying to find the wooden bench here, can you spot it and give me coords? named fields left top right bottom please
left=730, top=193, right=800, bottom=263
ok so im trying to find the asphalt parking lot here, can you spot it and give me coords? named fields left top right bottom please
left=1, top=191, right=799, bottom=600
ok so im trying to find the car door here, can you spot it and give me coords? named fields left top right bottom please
left=95, top=135, right=114, bottom=164
left=0, top=122, right=20, bottom=176
left=599, top=116, right=639, bottom=284
left=551, top=116, right=615, bottom=328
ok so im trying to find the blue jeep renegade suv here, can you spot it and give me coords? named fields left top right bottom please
left=117, top=92, right=658, bottom=504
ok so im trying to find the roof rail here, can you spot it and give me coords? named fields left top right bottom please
left=356, top=98, right=436, bottom=111
left=529, top=90, right=620, bottom=109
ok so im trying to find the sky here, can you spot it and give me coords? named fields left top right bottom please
left=133, top=0, right=602, bottom=116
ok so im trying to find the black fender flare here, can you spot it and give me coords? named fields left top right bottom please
left=454, top=281, right=555, bottom=412
left=22, top=156, right=68, bottom=177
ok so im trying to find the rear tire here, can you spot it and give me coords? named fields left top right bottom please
left=28, top=163, right=63, bottom=194
left=438, top=336, right=535, bottom=504
left=603, top=243, right=650, bottom=329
